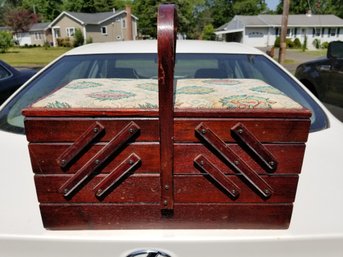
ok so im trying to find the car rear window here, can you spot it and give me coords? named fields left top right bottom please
left=0, top=53, right=328, bottom=134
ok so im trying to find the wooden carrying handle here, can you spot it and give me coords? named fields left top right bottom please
left=157, top=4, right=177, bottom=211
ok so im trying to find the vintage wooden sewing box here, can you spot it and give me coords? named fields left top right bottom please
left=23, top=5, right=311, bottom=230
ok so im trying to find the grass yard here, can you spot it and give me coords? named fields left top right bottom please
left=0, top=47, right=71, bottom=68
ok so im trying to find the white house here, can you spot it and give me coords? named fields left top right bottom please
left=13, top=22, right=51, bottom=46
left=216, top=14, right=343, bottom=50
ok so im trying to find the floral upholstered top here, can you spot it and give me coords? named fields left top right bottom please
left=31, top=78, right=303, bottom=109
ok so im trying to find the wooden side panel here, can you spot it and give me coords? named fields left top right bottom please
left=34, top=175, right=297, bottom=204
left=174, top=175, right=298, bottom=203
left=39, top=203, right=293, bottom=229
left=25, top=118, right=159, bottom=142
left=174, top=143, right=306, bottom=174
left=174, top=118, right=310, bottom=143
left=29, top=143, right=160, bottom=174
left=35, top=175, right=160, bottom=203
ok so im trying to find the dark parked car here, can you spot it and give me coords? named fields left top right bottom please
left=0, top=60, right=36, bottom=104
left=295, top=41, right=343, bottom=107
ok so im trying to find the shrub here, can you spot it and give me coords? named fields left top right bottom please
left=312, top=39, right=321, bottom=49
left=57, top=37, right=72, bottom=47
left=321, top=41, right=329, bottom=49
left=274, top=36, right=280, bottom=47
left=73, top=28, right=84, bottom=47
left=286, top=38, right=294, bottom=48
left=293, top=38, right=302, bottom=48
left=0, top=31, right=13, bottom=53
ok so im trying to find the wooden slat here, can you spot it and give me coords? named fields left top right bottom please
left=174, top=143, right=305, bottom=174
left=22, top=107, right=311, bottom=119
left=39, top=203, right=293, bottom=229
left=174, top=175, right=298, bottom=203
left=35, top=174, right=297, bottom=203
left=29, top=143, right=304, bottom=175
left=29, top=143, right=160, bottom=174
left=174, top=118, right=310, bottom=143
left=25, top=118, right=159, bottom=143
left=35, top=174, right=161, bottom=203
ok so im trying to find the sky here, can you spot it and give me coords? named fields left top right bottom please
left=265, top=0, right=279, bottom=10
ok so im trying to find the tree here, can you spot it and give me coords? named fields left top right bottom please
left=0, top=31, right=13, bottom=53
left=4, top=7, right=38, bottom=33
left=61, top=0, right=128, bottom=13
left=232, top=0, right=267, bottom=15
left=201, top=24, right=215, bottom=40
left=132, top=0, right=204, bottom=39
left=22, top=0, right=63, bottom=21
left=276, top=0, right=341, bottom=17
left=205, top=0, right=234, bottom=29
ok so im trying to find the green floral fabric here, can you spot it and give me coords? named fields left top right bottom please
left=32, top=78, right=303, bottom=109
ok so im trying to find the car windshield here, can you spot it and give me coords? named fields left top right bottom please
left=0, top=53, right=327, bottom=134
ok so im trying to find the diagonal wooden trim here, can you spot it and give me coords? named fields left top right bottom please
left=59, top=121, right=140, bottom=197
left=194, top=155, right=240, bottom=199
left=56, top=121, right=105, bottom=168
left=195, top=122, right=273, bottom=199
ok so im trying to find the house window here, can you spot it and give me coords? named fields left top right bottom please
left=337, top=28, right=340, bottom=37
left=321, top=28, right=325, bottom=37
left=316, top=28, right=320, bottom=36
left=34, top=32, right=42, bottom=40
left=330, top=28, right=336, bottom=37
left=66, top=27, right=75, bottom=37
left=294, top=27, right=298, bottom=37
left=275, top=28, right=279, bottom=36
left=122, top=19, right=126, bottom=28
left=101, top=26, right=107, bottom=35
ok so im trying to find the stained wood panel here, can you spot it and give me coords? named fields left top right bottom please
left=39, top=203, right=293, bottom=229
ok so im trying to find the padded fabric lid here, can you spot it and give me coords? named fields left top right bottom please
left=31, top=78, right=303, bottom=110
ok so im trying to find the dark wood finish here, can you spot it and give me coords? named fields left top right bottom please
left=175, top=118, right=310, bottom=143
left=22, top=107, right=311, bottom=119
left=29, top=143, right=160, bottom=174
left=174, top=143, right=306, bottom=174
left=35, top=174, right=161, bottom=203
left=57, top=121, right=105, bottom=168
left=34, top=175, right=297, bottom=203
left=28, top=143, right=305, bottom=175
left=25, top=118, right=159, bottom=143
left=157, top=4, right=177, bottom=211
left=194, top=155, right=240, bottom=198
left=59, top=122, right=140, bottom=197
left=39, top=203, right=293, bottom=229
left=231, top=122, right=277, bottom=171
left=195, top=122, right=273, bottom=198
left=93, top=153, right=141, bottom=197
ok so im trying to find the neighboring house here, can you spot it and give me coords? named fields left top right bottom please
left=216, top=14, right=343, bottom=50
left=49, top=6, right=138, bottom=46
left=13, top=22, right=52, bottom=46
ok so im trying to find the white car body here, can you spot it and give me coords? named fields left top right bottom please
left=1, top=40, right=343, bottom=257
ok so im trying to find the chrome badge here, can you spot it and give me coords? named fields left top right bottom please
left=126, top=249, right=171, bottom=257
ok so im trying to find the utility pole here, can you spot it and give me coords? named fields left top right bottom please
left=278, top=0, right=290, bottom=64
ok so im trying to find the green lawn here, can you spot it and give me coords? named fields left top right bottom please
left=0, top=47, right=71, bottom=68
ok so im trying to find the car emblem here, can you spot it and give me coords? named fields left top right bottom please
left=126, top=249, right=171, bottom=257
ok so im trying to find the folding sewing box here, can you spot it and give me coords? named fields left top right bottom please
left=22, top=4, right=311, bottom=229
